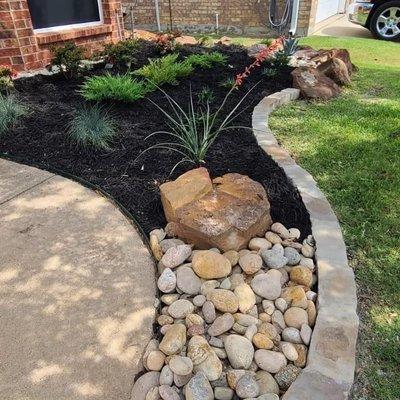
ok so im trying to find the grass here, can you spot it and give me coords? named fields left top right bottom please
left=68, top=104, right=117, bottom=149
left=269, top=36, right=400, bottom=399
left=80, top=74, right=148, bottom=102
left=0, top=95, right=27, bottom=135
left=184, top=51, right=227, bottom=68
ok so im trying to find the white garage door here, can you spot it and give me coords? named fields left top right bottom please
left=315, top=0, right=340, bottom=23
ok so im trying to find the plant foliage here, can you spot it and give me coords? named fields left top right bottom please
left=138, top=84, right=257, bottom=170
left=0, top=65, right=16, bottom=93
left=0, top=94, right=27, bottom=136
left=51, top=42, right=85, bottom=79
left=103, top=39, right=140, bottom=69
left=185, top=52, right=227, bottom=69
left=68, top=104, right=117, bottom=149
left=80, top=74, right=148, bottom=102
left=133, top=54, right=193, bottom=86
left=197, top=87, right=215, bottom=105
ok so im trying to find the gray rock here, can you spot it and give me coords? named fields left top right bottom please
left=145, top=386, right=160, bottom=400
left=300, top=323, right=312, bottom=345
left=193, top=294, right=206, bottom=307
left=251, top=272, right=281, bottom=300
left=161, top=244, right=192, bottom=269
left=274, top=364, right=301, bottom=390
left=202, top=301, right=216, bottom=323
left=159, top=324, right=186, bottom=355
left=160, top=365, right=174, bottom=386
left=157, top=268, right=177, bottom=293
left=284, top=246, right=301, bottom=266
left=274, top=298, right=288, bottom=313
left=168, top=299, right=194, bottom=319
left=281, top=342, right=299, bottom=361
left=185, top=372, right=213, bottom=400
left=239, top=253, right=263, bottom=274
left=255, top=370, right=280, bottom=395
left=236, top=374, right=260, bottom=398
left=160, top=238, right=185, bottom=253
left=214, top=386, right=234, bottom=400
left=169, top=355, right=193, bottom=375
left=131, top=372, right=161, bottom=400
left=220, top=278, right=231, bottom=290
left=282, top=327, right=302, bottom=344
left=174, top=373, right=192, bottom=387
left=159, top=385, right=180, bottom=400
left=208, top=313, right=234, bottom=336
left=209, top=336, right=224, bottom=348
left=224, top=335, right=254, bottom=369
left=176, top=266, right=201, bottom=295
left=260, top=244, right=288, bottom=269
left=254, top=350, right=287, bottom=373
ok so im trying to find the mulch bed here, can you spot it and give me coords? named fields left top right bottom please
left=0, top=42, right=311, bottom=238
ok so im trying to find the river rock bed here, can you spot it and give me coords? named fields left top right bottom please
left=133, top=222, right=317, bottom=400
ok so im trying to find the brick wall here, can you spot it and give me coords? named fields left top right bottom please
left=123, top=0, right=317, bottom=36
left=0, top=0, right=123, bottom=72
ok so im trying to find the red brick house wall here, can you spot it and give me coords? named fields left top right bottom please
left=0, top=0, right=123, bottom=72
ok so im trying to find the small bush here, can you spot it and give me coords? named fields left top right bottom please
left=68, top=104, right=116, bottom=149
left=0, top=94, right=27, bottom=136
left=104, top=39, right=140, bottom=69
left=155, top=31, right=182, bottom=54
left=51, top=42, right=85, bottom=79
left=185, top=52, right=227, bottom=69
left=198, top=87, right=215, bottom=104
left=219, top=77, right=237, bottom=89
left=134, top=54, right=193, bottom=86
left=0, top=66, right=16, bottom=93
left=262, top=67, right=278, bottom=78
left=80, top=74, right=148, bottom=102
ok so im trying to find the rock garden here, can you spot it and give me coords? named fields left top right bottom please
left=0, top=32, right=358, bottom=400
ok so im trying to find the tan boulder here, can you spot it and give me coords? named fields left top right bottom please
left=160, top=169, right=272, bottom=252
left=192, top=250, right=232, bottom=279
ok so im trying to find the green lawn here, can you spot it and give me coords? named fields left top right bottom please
left=269, top=36, right=400, bottom=399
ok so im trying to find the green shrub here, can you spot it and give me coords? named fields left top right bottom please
left=0, top=94, right=27, bottom=136
left=51, top=42, right=85, bottom=79
left=219, top=77, right=237, bottom=89
left=133, top=54, right=193, bottom=86
left=0, top=66, right=15, bottom=93
left=68, top=104, right=116, bottom=149
left=198, top=87, right=215, bottom=104
left=104, top=39, right=140, bottom=69
left=260, top=38, right=273, bottom=46
left=80, top=74, right=148, bottom=102
left=262, top=67, right=278, bottom=78
left=185, top=52, right=227, bottom=69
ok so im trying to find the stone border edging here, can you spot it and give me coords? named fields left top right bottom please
left=253, top=89, right=359, bottom=400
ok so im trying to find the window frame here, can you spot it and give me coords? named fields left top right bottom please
left=31, top=0, right=104, bottom=34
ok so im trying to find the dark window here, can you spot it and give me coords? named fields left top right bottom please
left=27, top=0, right=101, bottom=30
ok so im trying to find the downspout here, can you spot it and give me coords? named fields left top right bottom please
left=154, top=0, right=161, bottom=31
left=289, top=0, right=300, bottom=36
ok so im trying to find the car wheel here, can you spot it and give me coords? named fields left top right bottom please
left=370, top=0, right=400, bottom=41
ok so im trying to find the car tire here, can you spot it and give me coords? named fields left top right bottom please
left=370, top=0, right=400, bottom=41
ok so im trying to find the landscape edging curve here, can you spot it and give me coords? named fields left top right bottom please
left=253, top=89, right=359, bottom=400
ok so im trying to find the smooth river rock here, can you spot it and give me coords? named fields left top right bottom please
left=207, top=289, right=239, bottom=313
left=192, top=250, right=232, bottom=279
left=254, top=350, right=287, bottom=373
left=185, top=371, right=213, bottom=400
left=159, top=323, right=186, bottom=355
left=224, top=335, right=254, bottom=369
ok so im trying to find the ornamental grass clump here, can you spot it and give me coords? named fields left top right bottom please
left=133, top=54, right=193, bottom=86
left=0, top=94, right=27, bottom=136
left=80, top=74, right=148, bottom=102
left=138, top=83, right=257, bottom=170
left=68, top=104, right=117, bottom=150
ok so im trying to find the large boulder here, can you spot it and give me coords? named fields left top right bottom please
left=160, top=168, right=271, bottom=251
left=317, top=57, right=351, bottom=86
left=291, top=67, right=341, bottom=101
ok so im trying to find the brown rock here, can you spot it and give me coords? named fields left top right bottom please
left=317, top=57, right=351, bottom=86
left=293, top=343, right=308, bottom=367
left=192, top=250, right=232, bottom=279
left=253, top=333, right=274, bottom=349
left=290, top=266, right=313, bottom=288
left=161, top=169, right=272, bottom=251
left=160, top=167, right=213, bottom=222
left=207, top=289, right=239, bottom=313
left=292, top=67, right=341, bottom=100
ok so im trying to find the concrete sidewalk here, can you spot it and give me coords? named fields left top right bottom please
left=312, top=14, right=373, bottom=39
left=0, top=159, right=156, bottom=400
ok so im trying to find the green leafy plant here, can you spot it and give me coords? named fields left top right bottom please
left=80, top=74, right=148, bottom=102
left=68, top=104, right=117, bottom=149
left=51, top=42, right=85, bottom=79
left=197, top=35, right=211, bottom=46
left=262, top=67, right=278, bottom=78
left=197, top=87, right=215, bottom=105
left=133, top=54, right=193, bottom=86
left=103, top=39, right=140, bottom=69
left=260, top=38, right=273, bottom=46
left=185, top=52, right=227, bottom=69
left=137, top=83, right=257, bottom=170
left=155, top=31, right=182, bottom=54
left=282, top=37, right=299, bottom=56
left=0, top=65, right=16, bottom=93
left=219, top=77, right=237, bottom=89
left=0, top=94, right=27, bottom=136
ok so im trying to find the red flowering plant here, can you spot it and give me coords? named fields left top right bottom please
left=234, top=37, right=284, bottom=87
left=0, top=65, right=17, bottom=93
